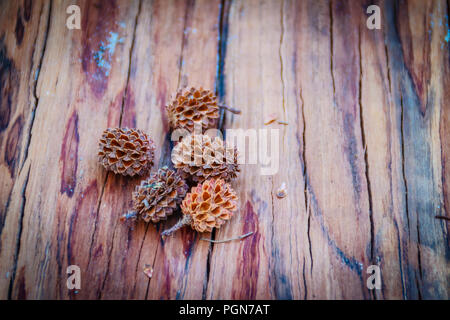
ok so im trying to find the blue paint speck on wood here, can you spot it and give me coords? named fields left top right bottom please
left=93, top=31, right=125, bottom=77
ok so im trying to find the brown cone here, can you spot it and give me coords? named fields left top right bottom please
left=98, top=127, right=155, bottom=176
left=166, top=87, right=220, bottom=133
left=161, top=179, right=238, bottom=236
left=122, top=167, right=188, bottom=223
left=171, top=133, right=239, bottom=183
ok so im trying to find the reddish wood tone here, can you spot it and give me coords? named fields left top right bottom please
left=0, top=0, right=448, bottom=299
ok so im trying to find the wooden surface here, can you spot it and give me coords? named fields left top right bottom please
left=0, top=0, right=448, bottom=299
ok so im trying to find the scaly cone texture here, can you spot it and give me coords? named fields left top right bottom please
left=161, top=179, right=238, bottom=236
left=121, top=167, right=188, bottom=223
left=166, top=87, right=220, bottom=133
left=98, top=127, right=155, bottom=176
left=171, top=134, right=240, bottom=183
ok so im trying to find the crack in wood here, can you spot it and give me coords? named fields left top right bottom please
left=358, top=25, right=376, bottom=300
left=86, top=172, right=109, bottom=269
left=20, top=1, right=52, bottom=172
left=99, top=218, right=119, bottom=298
left=302, top=257, right=307, bottom=299
left=132, top=223, right=149, bottom=296
left=358, top=26, right=375, bottom=264
left=299, top=87, right=313, bottom=278
left=329, top=0, right=336, bottom=99
left=384, top=43, right=392, bottom=95
left=144, top=225, right=162, bottom=300
left=216, top=0, right=231, bottom=132
left=7, top=165, right=30, bottom=299
left=399, top=94, right=410, bottom=232
left=269, top=176, right=276, bottom=297
left=119, top=0, right=142, bottom=127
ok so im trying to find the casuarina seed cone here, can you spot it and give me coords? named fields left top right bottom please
left=161, top=178, right=238, bottom=236
left=121, top=167, right=188, bottom=223
left=98, top=127, right=155, bottom=176
left=166, top=87, right=220, bottom=133
left=171, top=133, right=239, bottom=183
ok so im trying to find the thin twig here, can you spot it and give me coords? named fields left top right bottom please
left=161, top=214, right=192, bottom=237
left=435, top=215, right=450, bottom=221
left=200, top=231, right=254, bottom=243
left=219, top=104, right=241, bottom=114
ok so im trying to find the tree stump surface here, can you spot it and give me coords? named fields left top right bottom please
left=0, top=0, right=448, bottom=299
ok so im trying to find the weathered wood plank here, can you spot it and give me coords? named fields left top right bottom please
left=146, top=0, right=221, bottom=300
left=284, top=0, right=372, bottom=299
left=208, top=0, right=373, bottom=299
left=4, top=0, right=140, bottom=299
left=207, top=0, right=285, bottom=299
left=0, top=0, right=50, bottom=299
left=97, top=0, right=188, bottom=300
left=99, top=0, right=223, bottom=300
left=0, top=0, right=448, bottom=300
left=205, top=0, right=449, bottom=300
left=383, top=0, right=449, bottom=299
left=359, top=0, right=407, bottom=300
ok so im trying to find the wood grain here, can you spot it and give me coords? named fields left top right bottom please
left=0, top=0, right=50, bottom=299
left=0, top=0, right=448, bottom=299
left=143, top=0, right=221, bottom=300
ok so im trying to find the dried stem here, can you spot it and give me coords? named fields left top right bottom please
left=161, top=214, right=192, bottom=237
left=219, top=104, right=241, bottom=114
left=200, top=231, right=254, bottom=243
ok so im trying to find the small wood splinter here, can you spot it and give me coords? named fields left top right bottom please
left=200, top=231, right=254, bottom=243
left=264, top=113, right=278, bottom=125
left=143, top=264, right=153, bottom=278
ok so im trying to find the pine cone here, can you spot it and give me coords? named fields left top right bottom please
left=166, top=87, right=220, bottom=133
left=98, top=127, right=155, bottom=176
left=121, top=167, right=188, bottom=223
left=171, top=134, right=239, bottom=183
left=161, top=179, right=238, bottom=236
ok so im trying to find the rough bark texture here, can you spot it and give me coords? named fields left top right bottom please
left=0, top=0, right=448, bottom=299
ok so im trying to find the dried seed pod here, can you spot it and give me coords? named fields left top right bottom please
left=166, top=87, right=240, bottom=133
left=171, top=133, right=239, bottom=183
left=161, top=179, right=238, bottom=236
left=98, top=127, right=155, bottom=176
left=166, top=87, right=220, bottom=133
left=121, top=167, right=188, bottom=223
